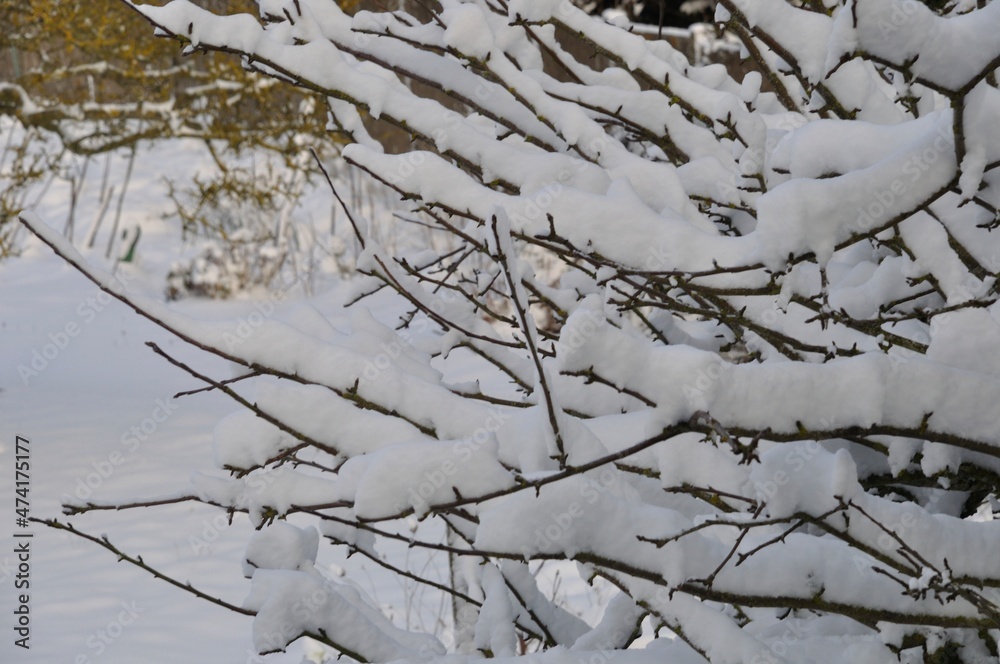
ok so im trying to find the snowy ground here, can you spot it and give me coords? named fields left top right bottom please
left=0, top=135, right=605, bottom=663
left=1, top=261, right=255, bottom=661
left=0, top=132, right=409, bottom=663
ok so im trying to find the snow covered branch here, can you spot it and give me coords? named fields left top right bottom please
left=23, top=0, right=1000, bottom=661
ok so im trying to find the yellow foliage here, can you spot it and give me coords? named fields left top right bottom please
left=0, top=1, right=366, bottom=259
left=1, top=0, right=332, bottom=155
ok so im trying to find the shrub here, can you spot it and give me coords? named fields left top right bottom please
left=1, top=0, right=332, bottom=263
left=24, top=0, right=1000, bottom=662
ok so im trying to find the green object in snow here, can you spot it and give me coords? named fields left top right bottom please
left=121, top=227, right=142, bottom=263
